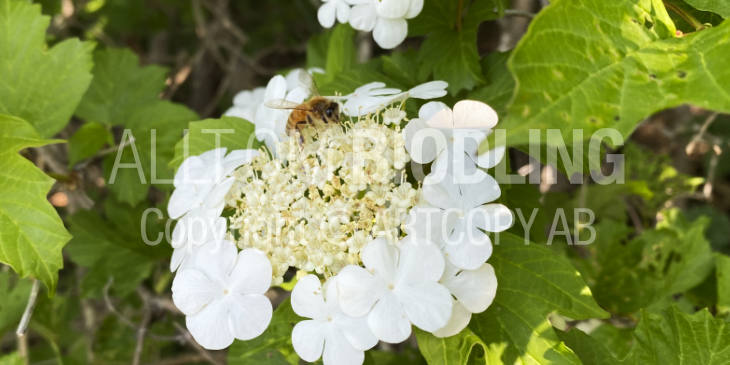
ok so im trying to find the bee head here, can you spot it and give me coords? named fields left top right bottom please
left=314, top=99, right=340, bottom=124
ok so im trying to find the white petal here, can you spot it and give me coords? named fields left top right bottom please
left=338, top=316, right=378, bottom=351
left=198, top=148, right=228, bottom=165
left=375, top=0, right=409, bottom=18
left=422, top=173, right=462, bottom=210
left=174, top=155, right=206, bottom=187
left=408, top=81, right=448, bottom=99
left=444, top=222, right=493, bottom=270
left=170, top=246, right=186, bottom=272
left=229, top=249, right=273, bottom=295
left=348, top=3, right=377, bottom=31
left=323, top=329, right=366, bottom=365
left=476, top=145, right=506, bottom=169
left=425, top=108, right=454, bottom=129
left=457, top=169, right=501, bottom=209
left=367, top=293, right=411, bottom=343
left=292, top=320, right=326, bottom=362
left=168, top=185, right=196, bottom=219
left=222, top=149, right=259, bottom=175
left=318, top=1, right=337, bottom=28
left=336, top=0, right=351, bottom=23
left=443, top=263, right=497, bottom=313
left=433, top=301, right=471, bottom=338
left=397, top=282, right=452, bottom=332
left=373, top=17, right=408, bottom=49
left=361, top=238, right=398, bottom=281
left=171, top=211, right=226, bottom=249
left=404, top=205, right=455, bottom=245
left=185, top=300, right=234, bottom=350
left=228, top=294, right=273, bottom=340
left=286, top=86, right=310, bottom=104
left=292, top=274, right=327, bottom=320
left=403, top=118, right=444, bottom=164
left=419, top=101, right=450, bottom=120
left=337, top=265, right=384, bottom=317
left=171, top=269, right=218, bottom=315
left=396, top=236, right=444, bottom=284
left=471, top=204, right=513, bottom=233
left=189, top=240, right=238, bottom=282
left=264, top=75, right=287, bottom=102
left=452, top=100, right=499, bottom=129
left=202, top=177, right=235, bottom=212
left=405, top=0, right=424, bottom=18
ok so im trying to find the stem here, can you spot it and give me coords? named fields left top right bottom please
left=504, top=9, right=536, bottom=18
left=456, top=0, right=464, bottom=32
left=664, top=1, right=704, bottom=31
left=16, top=279, right=40, bottom=364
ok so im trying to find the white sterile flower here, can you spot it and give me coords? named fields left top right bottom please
left=254, top=75, right=310, bottom=151
left=224, top=87, right=265, bottom=122
left=433, top=262, right=497, bottom=337
left=169, top=207, right=226, bottom=272
left=342, top=81, right=447, bottom=117
left=342, top=82, right=402, bottom=117
left=403, top=100, right=506, bottom=174
left=318, top=0, right=351, bottom=28
left=172, top=241, right=273, bottom=350
left=291, top=275, right=378, bottom=365
left=412, top=171, right=513, bottom=270
left=336, top=237, right=452, bottom=343
left=348, top=0, right=423, bottom=49
left=168, top=148, right=259, bottom=220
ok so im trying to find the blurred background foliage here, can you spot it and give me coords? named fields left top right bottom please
left=1, top=0, right=729, bottom=364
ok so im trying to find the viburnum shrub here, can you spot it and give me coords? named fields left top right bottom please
left=2, top=0, right=730, bottom=364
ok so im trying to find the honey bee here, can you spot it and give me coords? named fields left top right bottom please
left=265, top=72, right=341, bottom=136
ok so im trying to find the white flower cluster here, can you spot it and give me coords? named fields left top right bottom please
left=317, top=0, right=424, bottom=49
left=166, top=75, right=513, bottom=364
left=225, top=118, right=417, bottom=284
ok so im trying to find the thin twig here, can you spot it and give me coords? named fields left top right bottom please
left=132, top=289, right=153, bottom=365
left=686, top=112, right=718, bottom=156
left=16, top=279, right=40, bottom=364
left=504, top=9, right=536, bottom=18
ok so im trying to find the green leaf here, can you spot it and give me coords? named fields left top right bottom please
left=65, top=207, right=160, bottom=298
left=470, top=51, right=515, bottom=118
left=323, top=24, right=357, bottom=83
left=466, top=232, right=607, bottom=364
left=0, top=352, right=22, bottom=365
left=413, top=0, right=506, bottom=93
left=103, top=101, right=197, bottom=205
left=716, top=254, right=730, bottom=314
left=629, top=307, right=730, bottom=364
left=0, top=0, right=94, bottom=137
left=228, top=299, right=300, bottom=364
left=0, top=115, right=71, bottom=293
left=75, top=48, right=168, bottom=126
left=590, top=209, right=713, bottom=314
left=68, top=122, right=113, bottom=167
left=418, top=29, right=484, bottom=94
left=684, top=0, right=730, bottom=17
left=74, top=48, right=197, bottom=206
left=415, top=328, right=487, bottom=365
left=0, top=272, right=33, bottom=333
left=170, top=117, right=260, bottom=169
left=490, top=0, right=730, bottom=148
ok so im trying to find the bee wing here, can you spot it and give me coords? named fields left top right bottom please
left=264, top=99, right=307, bottom=110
